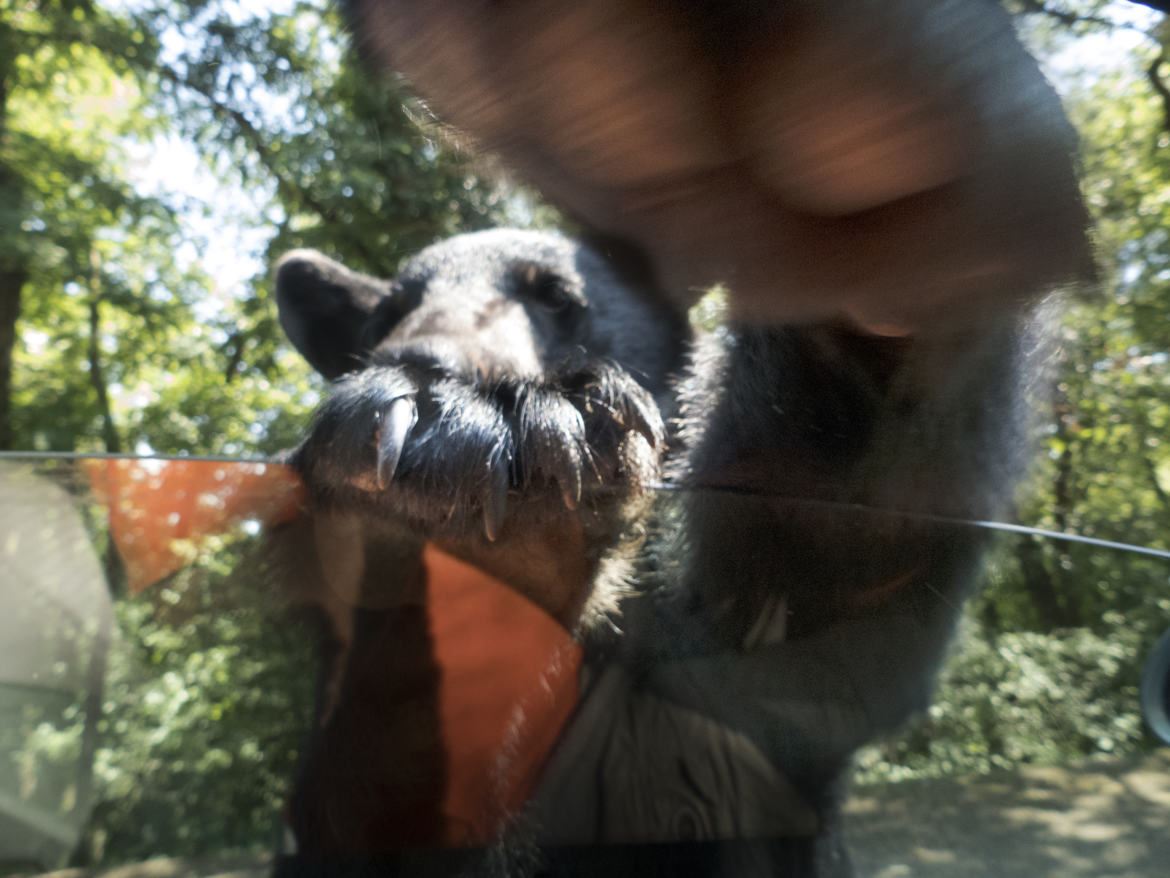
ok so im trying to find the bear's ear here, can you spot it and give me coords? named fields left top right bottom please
left=275, top=250, right=392, bottom=379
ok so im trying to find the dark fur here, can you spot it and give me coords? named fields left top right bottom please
left=274, top=229, right=1038, bottom=876
left=275, top=231, right=688, bottom=863
left=278, top=231, right=685, bottom=627
left=272, top=2, right=1089, bottom=875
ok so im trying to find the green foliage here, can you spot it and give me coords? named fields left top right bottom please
left=1, top=0, right=182, bottom=452
left=860, top=6, right=1170, bottom=787
left=856, top=617, right=1154, bottom=785
left=1, top=0, right=526, bottom=457
left=2, top=2, right=535, bottom=866
left=985, top=39, right=1170, bottom=638
left=7, top=0, right=1170, bottom=866
left=82, top=542, right=317, bottom=863
left=5, top=496, right=318, bottom=867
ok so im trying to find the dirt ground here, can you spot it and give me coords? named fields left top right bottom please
left=24, top=750, right=1170, bottom=878
left=845, top=749, right=1170, bottom=878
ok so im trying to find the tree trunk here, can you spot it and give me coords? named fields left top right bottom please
left=1042, top=382, right=1083, bottom=628
left=0, top=265, right=24, bottom=451
left=0, top=274, right=23, bottom=452
left=1016, top=537, right=1076, bottom=631
left=0, top=54, right=28, bottom=450
left=88, top=247, right=122, bottom=454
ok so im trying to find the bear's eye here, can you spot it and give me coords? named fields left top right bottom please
left=509, top=261, right=585, bottom=314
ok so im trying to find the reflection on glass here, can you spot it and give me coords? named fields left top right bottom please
left=0, top=457, right=1166, bottom=877
left=1, top=463, right=110, bottom=870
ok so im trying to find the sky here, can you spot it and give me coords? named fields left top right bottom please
left=118, top=0, right=301, bottom=311
left=1038, top=2, right=1162, bottom=89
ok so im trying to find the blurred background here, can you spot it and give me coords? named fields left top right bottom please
left=1, top=0, right=1170, bottom=874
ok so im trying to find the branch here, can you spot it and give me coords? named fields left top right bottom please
left=1016, top=0, right=1154, bottom=33
left=1143, top=450, right=1170, bottom=509
left=1016, top=0, right=1115, bottom=29
left=1130, top=403, right=1170, bottom=510
left=1131, top=1, right=1170, bottom=15
left=223, top=331, right=247, bottom=383
left=28, top=17, right=380, bottom=266
left=150, top=65, right=378, bottom=267
left=1148, top=54, right=1170, bottom=134
left=87, top=248, right=122, bottom=454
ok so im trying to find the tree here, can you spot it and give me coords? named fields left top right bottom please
left=2, top=2, right=530, bottom=867
left=1, top=0, right=520, bottom=458
left=11, top=0, right=1170, bottom=864
left=860, top=2, right=1170, bottom=781
left=0, top=0, right=165, bottom=450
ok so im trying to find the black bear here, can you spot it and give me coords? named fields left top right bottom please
left=273, top=1, right=1092, bottom=875
left=273, top=230, right=686, bottom=863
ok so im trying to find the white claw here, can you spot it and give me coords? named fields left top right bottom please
left=376, top=396, right=417, bottom=488
left=483, top=480, right=507, bottom=542
left=562, top=464, right=582, bottom=511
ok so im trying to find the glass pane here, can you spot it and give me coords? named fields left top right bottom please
left=2, top=456, right=1167, bottom=876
